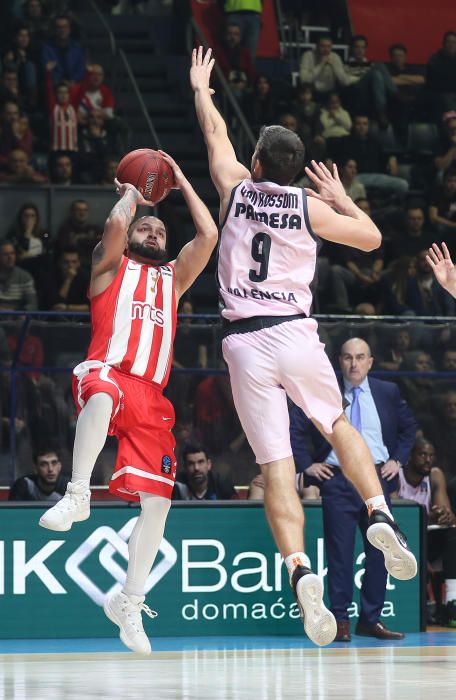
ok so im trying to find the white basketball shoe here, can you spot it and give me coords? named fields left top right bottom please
left=292, top=566, right=337, bottom=646
left=104, top=591, right=157, bottom=654
left=39, top=481, right=91, bottom=532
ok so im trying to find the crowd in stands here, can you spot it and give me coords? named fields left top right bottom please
left=0, top=3, right=126, bottom=189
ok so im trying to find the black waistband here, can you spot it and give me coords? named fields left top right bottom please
left=222, top=313, right=308, bottom=338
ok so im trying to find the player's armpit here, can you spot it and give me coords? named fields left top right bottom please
left=307, top=197, right=381, bottom=252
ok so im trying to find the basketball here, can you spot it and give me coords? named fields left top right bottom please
left=116, top=148, right=175, bottom=204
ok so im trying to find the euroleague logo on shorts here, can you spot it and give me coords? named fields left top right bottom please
left=130, top=301, right=164, bottom=325
left=161, top=455, right=172, bottom=475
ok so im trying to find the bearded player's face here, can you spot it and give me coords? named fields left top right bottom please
left=128, top=217, right=167, bottom=262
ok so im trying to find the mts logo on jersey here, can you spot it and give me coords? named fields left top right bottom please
left=130, top=301, right=164, bottom=325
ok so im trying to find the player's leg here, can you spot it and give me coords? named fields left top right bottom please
left=222, top=330, right=336, bottom=646
left=39, top=365, right=120, bottom=531
left=280, top=318, right=417, bottom=581
left=315, top=415, right=417, bottom=580
left=104, top=492, right=170, bottom=654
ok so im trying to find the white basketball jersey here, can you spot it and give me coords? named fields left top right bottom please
left=218, top=179, right=319, bottom=321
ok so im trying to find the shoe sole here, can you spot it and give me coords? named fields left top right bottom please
left=296, top=573, right=337, bottom=646
left=38, top=508, right=90, bottom=532
left=103, top=597, right=151, bottom=655
left=367, top=522, right=417, bottom=581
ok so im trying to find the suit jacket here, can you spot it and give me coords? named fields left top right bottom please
left=289, top=376, right=417, bottom=475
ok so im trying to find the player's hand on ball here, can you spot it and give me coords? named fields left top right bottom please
left=114, top=178, right=149, bottom=206
left=190, top=46, right=215, bottom=94
left=304, top=160, right=348, bottom=211
left=158, top=151, right=186, bottom=190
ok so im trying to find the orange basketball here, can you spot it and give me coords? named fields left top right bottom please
left=116, top=149, right=175, bottom=204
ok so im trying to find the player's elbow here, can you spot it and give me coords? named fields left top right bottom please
left=198, top=221, right=218, bottom=245
left=361, top=229, right=382, bottom=252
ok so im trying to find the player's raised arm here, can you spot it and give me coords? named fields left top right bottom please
left=91, top=181, right=149, bottom=280
left=426, top=242, right=456, bottom=299
left=191, top=46, right=249, bottom=200
left=305, top=160, right=382, bottom=252
left=159, top=151, right=218, bottom=297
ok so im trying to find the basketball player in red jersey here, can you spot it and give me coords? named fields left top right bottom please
left=39, top=151, right=218, bottom=653
left=191, top=47, right=417, bottom=646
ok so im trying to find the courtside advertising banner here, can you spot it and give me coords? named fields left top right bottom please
left=0, top=503, right=422, bottom=638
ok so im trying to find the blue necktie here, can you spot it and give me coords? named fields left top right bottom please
left=350, top=386, right=362, bottom=432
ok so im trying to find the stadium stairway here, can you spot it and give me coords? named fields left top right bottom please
left=79, top=11, right=220, bottom=305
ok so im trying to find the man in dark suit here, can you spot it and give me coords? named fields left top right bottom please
left=290, top=337, right=417, bottom=641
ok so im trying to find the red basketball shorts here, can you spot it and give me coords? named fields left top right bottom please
left=72, top=361, right=176, bottom=501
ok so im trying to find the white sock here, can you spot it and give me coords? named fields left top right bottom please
left=445, top=579, right=456, bottom=602
left=122, top=492, right=171, bottom=599
left=71, top=393, right=113, bottom=485
left=365, top=496, right=393, bottom=521
left=284, top=552, right=311, bottom=577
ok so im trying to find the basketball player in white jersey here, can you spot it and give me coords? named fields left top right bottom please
left=39, top=151, right=218, bottom=653
left=191, top=47, right=417, bottom=646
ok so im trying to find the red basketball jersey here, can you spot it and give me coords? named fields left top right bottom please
left=87, top=256, right=176, bottom=389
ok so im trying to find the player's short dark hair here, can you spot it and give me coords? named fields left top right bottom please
left=316, top=33, right=332, bottom=44
left=182, top=442, right=210, bottom=465
left=34, top=447, right=61, bottom=463
left=256, top=125, right=305, bottom=186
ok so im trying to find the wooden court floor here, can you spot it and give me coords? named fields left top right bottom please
left=0, top=632, right=455, bottom=700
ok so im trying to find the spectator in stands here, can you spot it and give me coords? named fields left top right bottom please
left=194, top=362, right=256, bottom=485
left=243, top=75, right=276, bottom=136
left=429, top=168, right=456, bottom=234
left=397, top=438, right=456, bottom=627
left=50, top=152, right=75, bottom=185
left=78, top=110, right=111, bottom=184
left=409, top=248, right=455, bottom=315
left=399, top=350, right=435, bottom=421
left=388, top=203, right=434, bottom=262
left=9, top=447, right=68, bottom=501
left=420, top=391, right=456, bottom=480
left=379, top=255, right=417, bottom=315
left=172, top=441, right=238, bottom=501
left=222, top=0, right=263, bottom=62
left=99, top=156, right=119, bottom=186
left=426, top=31, right=456, bottom=118
left=7, top=202, right=47, bottom=260
left=300, top=34, right=350, bottom=100
left=435, top=115, right=456, bottom=175
left=339, top=157, right=366, bottom=200
left=173, top=298, right=208, bottom=370
left=2, top=24, right=38, bottom=110
left=289, top=337, right=416, bottom=641
left=217, top=22, right=255, bottom=97
left=319, top=92, right=352, bottom=140
left=0, top=148, right=46, bottom=184
left=45, top=66, right=78, bottom=156
left=0, top=241, right=37, bottom=310
left=343, top=34, right=393, bottom=124
left=0, top=69, right=23, bottom=111
left=0, top=100, right=33, bottom=164
left=386, top=43, right=425, bottom=143
left=293, top=83, right=322, bottom=143
left=173, top=406, right=196, bottom=469
left=42, top=14, right=85, bottom=86
left=56, top=199, right=102, bottom=264
left=332, top=242, right=385, bottom=310
left=338, top=115, right=408, bottom=197
left=46, top=248, right=90, bottom=311
left=73, top=64, right=114, bottom=126
left=23, top=0, right=51, bottom=45
left=441, top=348, right=456, bottom=372
left=377, top=328, right=412, bottom=371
